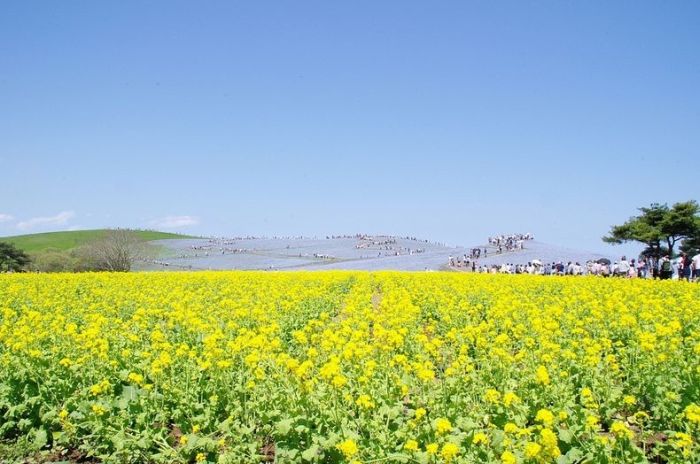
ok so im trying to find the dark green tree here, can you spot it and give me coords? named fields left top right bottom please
left=0, top=241, right=31, bottom=272
left=603, top=200, right=699, bottom=259
left=680, top=216, right=700, bottom=255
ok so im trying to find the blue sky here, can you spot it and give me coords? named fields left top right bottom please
left=1, top=1, right=698, bottom=255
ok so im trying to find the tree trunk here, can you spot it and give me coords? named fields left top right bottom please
left=666, top=237, right=674, bottom=258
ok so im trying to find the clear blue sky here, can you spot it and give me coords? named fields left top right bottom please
left=1, top=1, right=698, bottom=255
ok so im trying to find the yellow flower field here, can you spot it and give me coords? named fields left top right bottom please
left=0, top=272, right=698, bottom=463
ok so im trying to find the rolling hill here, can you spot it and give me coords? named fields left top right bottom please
left=143, top=236, right=613, bottom=271
left=0, top=229, right=197, bottom=253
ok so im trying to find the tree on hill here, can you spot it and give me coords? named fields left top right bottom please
left=0, top=241, right=31, bottom=272
left=680, top=215, right=700, bottom=256
left=76, top=229, right=149, bottom=272
left=29, top=248, right=79, bottom=273
left=603, top=200, right=700, bottom=259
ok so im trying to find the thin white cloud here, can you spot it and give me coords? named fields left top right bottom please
left=149, top=215, right=200, bottom=229
left=0, top=213, right=14, bottom=223
left=16, top=211, right=76, bottom=231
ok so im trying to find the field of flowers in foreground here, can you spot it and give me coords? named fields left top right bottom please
left=0, top=272, right=699, bottom=464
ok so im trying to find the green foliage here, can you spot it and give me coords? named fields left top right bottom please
left=28, top=249, right=79, bottom=273
left=0, top=241, right=31, bottom=272
left=680, top=216, right=700, bottom=255
left=603, top=200, right=700, bottom=258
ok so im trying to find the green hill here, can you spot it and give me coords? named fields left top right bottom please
left=0, top=229, right=197, bottom=253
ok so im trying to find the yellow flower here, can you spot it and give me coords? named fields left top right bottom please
left=500, top=450, right=516, bottom=464
left=585, top=415, right=599, bottom=431
left=355, top=394, right=374, bottom=409
left=331, top=375, right=347, bottom=388
left=484, top=389, right=501, bottom=404
left=524, top=441, right=542, bottom=458
left=91, top=404, right=107, bottom=416
left=417, top=367, right=435, bottom=382
left=195, top=453, right=206, bottom=462
left=684, top=403, right=700, bottom=424
left=473, top=432, right=489, bottom=445
left=89, top=379, right=111, bottom=396
left=127, top=372, right=144, bottom=385
left=404, top=439, right=419, bottom=452
left=535, top=408, right=555, bottom=426
left=3, top=268, right=699, bottom=464
left=503, top=391, right=520, bottom=407
left=539, top=428, right=560, bottom=458
left=336, top=439, right=358, bottom=458
left=504, top=422, right=519, bottom=434
left=441, top=442, right=459, bottom=462
left=435, top=417, right=452, bottom=434
left=672, top=432, right=692, bottom=450
left=536, top=365, right=550, bottom=385
left=610, top=421, right=634, bottom=440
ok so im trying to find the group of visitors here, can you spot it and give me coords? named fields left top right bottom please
left=461, top=253, right=700, bottom=281
left=656, top=252, right=700, bottom=281
left=354, top=235, right=428, bottom=257
left=466, top=249, right=488, bottom=260
left=472, top=261, right=583, bottom=275
left=449, top=252, right=486, bottom=267
left=488, top=233, right=534, bottom=253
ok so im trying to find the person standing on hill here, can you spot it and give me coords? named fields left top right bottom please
left=692, top=252, right=700, bottom=282
left=617, top=256, right=630, bottom=277
left=678, top=252, right=692, bottom=281
left=637, top=259, right=647, bottom=278
left=659, top=255, right=672, bottom=280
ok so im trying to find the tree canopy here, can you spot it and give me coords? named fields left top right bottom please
left=75, top=229, right=149, bottom=272
left=603, top=200, right=700, bottom=258
left=0, top=241, right=31, bottom=272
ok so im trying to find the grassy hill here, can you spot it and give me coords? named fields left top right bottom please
left=0, top=229, right=197, bottom=253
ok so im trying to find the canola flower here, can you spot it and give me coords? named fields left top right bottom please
left=435, top=417, right=452, bottom=434
left=0, top=271, right=698, bottom=463
left=336, top=439, right=358, bottom=458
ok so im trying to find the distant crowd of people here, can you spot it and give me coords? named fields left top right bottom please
left=453, top=253, right=700, bottom=281
left=331, top=233, right=433, bottom=244
left=354, top=235, right=428, bottom=257
left=488, top=233, right=534, bottom=253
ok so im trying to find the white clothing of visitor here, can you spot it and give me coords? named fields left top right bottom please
left=692, top=254, right=700, bottom=281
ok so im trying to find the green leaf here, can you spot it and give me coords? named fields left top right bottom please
left=34, top=428, right=48, bottom=448
left=558, top=428, right=574, bottom=444
left=275, top=418, right=294, bottom=436
left=556, top=447, right=584, bottom=464
left=278, top=448, right=300, bottom=460
left=301, top=444, right=320, bottom=461
left=122, top=385, right=138, bottom=401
